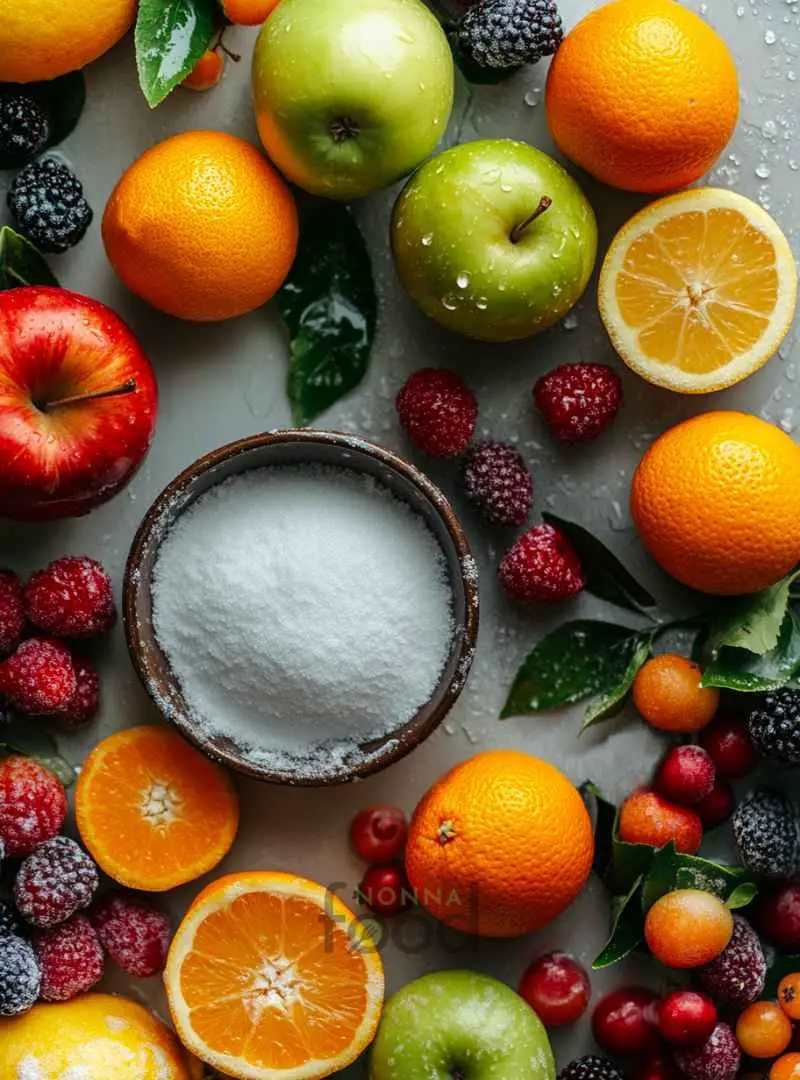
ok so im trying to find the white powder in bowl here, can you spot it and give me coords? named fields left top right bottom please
left=151, top=465, right=455, bottom=775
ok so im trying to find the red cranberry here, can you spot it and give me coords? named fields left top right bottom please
left=351, top=805, right=407, bottom=863
left=592, top=986, right=661, bottom=1056
left=358, top=864, right=411, bottom=917
left=657, top=990, right=718, bottom=1047
left=695, top=778, right=736, bottom=829
left=700, top=714, right=759, bottom=778
left=757, top=882, right=800, bottom=951
left=633, top=1054, right=682, bottom=1080
left=654, top=746, right=716, bottom=806
left=518, top=951, right=590, bottom=1027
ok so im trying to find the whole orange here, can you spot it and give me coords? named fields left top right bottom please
left=545, top=0, right=738, bottom=193
left=632, top=654, right=719, bottom=733
left=644, top=889, right=733, bottom=968
left=222, top=0, right=280, bottom=24
left=631, top=412, right=800, bottom=596
left=405, top=749, right=593, bottom=938
left=102, top=131, right=298, bottom=322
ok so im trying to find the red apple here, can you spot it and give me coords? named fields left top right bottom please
left=0, top=286, right=158, bottom=520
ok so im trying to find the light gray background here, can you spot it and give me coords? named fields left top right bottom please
left=0, top=0, right=797, bottom=1070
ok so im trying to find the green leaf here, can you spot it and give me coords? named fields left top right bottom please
left=640, top=842, right=680, bottom=911
left=673, top=854, right=757, bottom=902
left=135, top=0, right=216, bottom=108
left=582, top=782, right=655, bottom=893
left=581, top=633, right=652, bottom=729
left=31, top=754, right=76, bottom=788
left=726, top=881, right=759, bottom=910
left=706, top=573, right=796, bottom=657
left=278, top=202, right=377, bottom=427
left=582, top=781, right=617, bottom=881
left=703, top=608, right=800, bottom=692
left=592, top=875, right=645, bottom=969
left=0, top=73, right=86, bottom=169
left=542, top=514, right=657, bottom=615
left=0, top=227, right=58, bottom=290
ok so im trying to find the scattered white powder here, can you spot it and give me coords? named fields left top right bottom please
left=17, top=1058, right=43, bottom=1080
left=152, top=466, right=454, bottom=777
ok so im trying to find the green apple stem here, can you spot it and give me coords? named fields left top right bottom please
left=510, top=196, right=553, bottom=244
left=40, top=378, right=138, bottom=413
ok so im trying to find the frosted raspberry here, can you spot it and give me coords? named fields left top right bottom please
left=499, top=523, right=585, bottom=603
left=696, top=914, right=766, bottom=1008
left=0, top=570, right=25, bottom=656
left=0, top=755, right=67, bottom=857
left=57, top=655, right=100, bottom=729
left=395, top=368, right=478, bottom=457
left=672, top=1022, right=741, bottom=1080
left=14, top=836, right=99, bottom=928
left=0, top=935, right=40, bottom=1016
left=534, top=363, right=622, bottom=443
left=462, top=441, right=533, bottom=526
left=91, top=892, right=171, bottom=977
left=34, top=914, right=104, bottom=1001
left=0, top=638, right=76, bottom=714
left=25, top=556, right=116, bottom=639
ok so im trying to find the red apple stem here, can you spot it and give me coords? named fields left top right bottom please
left=40, top=378, right=138, bottom=413
left=510, top=196, right=553, bottom=244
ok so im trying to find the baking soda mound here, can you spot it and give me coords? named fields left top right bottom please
left=0, top=992, right=197, bottom=1078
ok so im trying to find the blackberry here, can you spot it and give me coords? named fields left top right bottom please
left=0, top=935, right=40, bottom=1016
left=697, top=914, right=766, bottom=1008
left=458, top=0, right=563, bottom=72
left=463, top=441, right=533, bottom=526
left=7, top=157, right=93, bottom=254
left=732, top=789, right=799, bottom=879
left=558, top=1057, right=624, bottom=1080
left=748, top=689, right=800, bottom=766
left=0, top=900, right=23, bottom=940
left=14, top=836, right=99, bottom=928
left=0, top=93, right=49, bottom=168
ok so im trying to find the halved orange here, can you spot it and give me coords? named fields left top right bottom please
left=164, top=872, right=385, bottom=1080
left=75, top=725, right=239, bottom=891
left=599, top=188, right=798, bottom=393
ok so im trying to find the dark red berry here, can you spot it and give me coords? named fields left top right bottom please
left=358, top=864, right=412, bottom=917
left=533, top=362, right=622, bottom=443
left=657, top=990, right=717, bottom=1048
left=700, top=714, right=759, bottom=779
left=0, top=638, right=76, bottom=714
left=757, top=882, right=800, bottom=951
left=633, top=1054, right=681, bottom=1080
left=654, top=746, right=716, bottom=807
left=91, top=892, right=171, bottom=978
left=0, top=570, right=25, bottom=656
left=395, top=368, right=478, bottom=457
left=592, top=986, right=661, bottom=1056
left=350, top=806, right=407, bottom=864
left=0, top=755, right=67, bottom=857
left=14, top=836, right=99, bottom=928
left=672, top=1022, right=741, bottom=1080
left=518, top=951, right=590, bottom=1027
left=56, top=655, right=100, bottom=729
left=33, top=914, right=104, bottom=1001
left=499, top=523, right=585, bottom=604
left=25, top=556, right=116, bottom=639
left=695, top=778, right=736, bottom=830
left=462, top=441, right=533, bottom=526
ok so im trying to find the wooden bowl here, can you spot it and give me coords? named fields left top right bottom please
left=123, top=430, right=479, bottom=786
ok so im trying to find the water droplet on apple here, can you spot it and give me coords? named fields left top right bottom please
left=456, top=273, right=470, bottom=289
left=441, top=294, right=458, bottom=311
left=475, top=297, right=489, bottom=310
left=500, top=183, right=512, bottom=193
left=421, top=234, right=434, bottom=246
left=482, top=168, right=501, bottom=184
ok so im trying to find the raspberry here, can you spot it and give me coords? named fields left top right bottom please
left=672, top=1023, right=741, bottom=1080
left=654, top=746, right=716, bottom=807
left=14, top=837, right=99, bottom=928
left=57, top=656, right=100, bottom=729
left=0, top=756, right=67, bottom=858
left=534, top=363, right=622, bottom=443
left=0, top=92, right=49, bottom=168
left=458, top=0, right=563, bottom=71
left=462, top=441, right=533, bottom=526
left=6, top=157, right=93, bottom=254
left=499, top=523, right=585, bottom=603
left=395, top=368, right=478, bottom=457
left=696, top=914, right=766, bottom=1008
left=0, top=638, right=76, bottom=715
left=0, top=935, right=40, bottom=1016
left=0, top=901, right=23, bottom=939
left=747, top=690, right=800, bottom=767
left=733, top=790, right=799, bottom=879
left=559, top=1057, right=624, bottom=1080
left=25, top=556, right=116, bottom=639
left=33, top=914, right=104, bottom=1002
left=91, top=892, right=171, bottom=978
left=0, top=570, right=25, bottom=656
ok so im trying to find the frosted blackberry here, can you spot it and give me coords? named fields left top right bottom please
left=7, top=157, right=93, bottom=253
left=14, top=836, right=99, bottom=928
left=748, top=689, right=800, bottom=766
left=463, top=441, right=533, bottom=526
left=697, top=914, right=766, bottom=1008
left=459, top=0, right=563, bottom=71
left=0, top=92, right=48, bottom=167
left=558, top=1056, right=624, bottom=1080
left=733, top=790, right=799, bottom=879
left=0, top=935, right=40, bottom=1016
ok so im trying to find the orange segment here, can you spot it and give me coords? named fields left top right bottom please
left=599, top=189, right=798, bottom=393
left=75, top=725, right=238, bottom=891
left=165, top=872, right=384, bottom=1080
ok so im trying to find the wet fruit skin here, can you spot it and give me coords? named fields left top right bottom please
left=700, top=714, right=759, bottom=778
left=736, top=1001, right=793, bottom=1059
left=695, top=778, right=736, bottom=830
left=772, top=1054, right=800, bottom=1080
left=778, top=973, right=800, bottom=1021
left=592, top=986, right=661, bottom=1056
left=182, top=49, right=224, bottom=91
left=518, top=951, right=590, bottom=1027
left=618, top=789, right=703, bottom=855
left=654, top=746, right=715, bottom=807
left=358, top=864, right=411, bottom=917
left=757, top=883, right=800, bottom=951
left=633, top=654, right=719, bottom=733
left=644, top=889, right=733, bottom=969
left=351, top=806, right=408, bottom=864
left=657, top=990, right=717, bottom=1047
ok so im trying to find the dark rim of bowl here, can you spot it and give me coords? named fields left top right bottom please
left=123, top=429, right=479, bottom=786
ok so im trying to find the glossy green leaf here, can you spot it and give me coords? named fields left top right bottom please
left=592, top=874, right=645, bottom=969
left=278, top=202, right=377, bottom=427
left=0, top=72, right=86, bottom=169
left=582, top=632, right=653, bottom=729
left=135, top=0, right=216, bottom=108
left=703, top=608, right=800, bottom=692
left=726, top=882, right=759, bottom=910
left=673, top=854, right=757, bottom=902
left=640, top=842, right=680, bottom=911
left=31, top=753, right=76, bottom=788
left=0, top=227, right=58, bottom=290
left=582, top=781, right=617, bottom=882
left=706, top=573, right=796, bottom=657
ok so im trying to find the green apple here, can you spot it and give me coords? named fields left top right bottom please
left=391, top=139, right=598, bottom=342
left=370, top=970, right=555, bottom=1080
left=251, top=0, right=454, bottom=200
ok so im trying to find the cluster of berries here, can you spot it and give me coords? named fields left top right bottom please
left=350, top=805, right=413, bottom=918
left=395, top=363, right=622, bottom=603
left=0, top=756, right=170, bottom=1015
left=457, top=0, right=564, bottom=73
left=0, top=556, right=117, bottom=730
